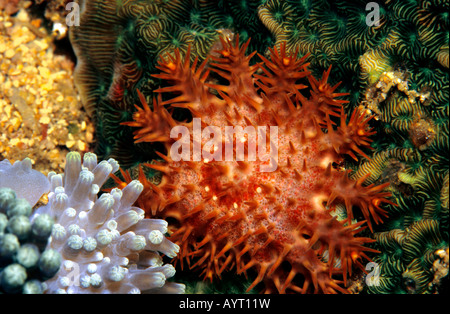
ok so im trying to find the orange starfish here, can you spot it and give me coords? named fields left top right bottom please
left=118, top=36, right=395, bottom=293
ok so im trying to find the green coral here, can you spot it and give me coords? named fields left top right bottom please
left=368, top=219, right=447, bottom=294
left=0, top=188, right=61, bottom=294
left=259, top=0, right=449, bottom=107
left=352, top=73, right=449, bottom=293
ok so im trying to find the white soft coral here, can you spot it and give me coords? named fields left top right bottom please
left=32, top=152, right=184, bottom=294
left=0, top=158, right=50, bottom=207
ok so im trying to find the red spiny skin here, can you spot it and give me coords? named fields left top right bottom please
left=119, top=37, right=395, bottom=293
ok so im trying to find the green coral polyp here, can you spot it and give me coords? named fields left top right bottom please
left=0, top=188, right=60, bottom=294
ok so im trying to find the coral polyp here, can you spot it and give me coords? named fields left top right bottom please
left=119, top=37, right=395, bottom=293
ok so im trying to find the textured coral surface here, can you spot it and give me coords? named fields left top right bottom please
left=120, top=37, right=396, bottom=293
